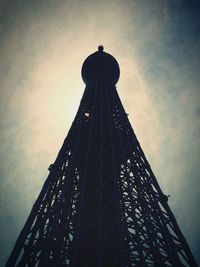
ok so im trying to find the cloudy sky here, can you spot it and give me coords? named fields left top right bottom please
left=0, top=0, right=199, bottom=265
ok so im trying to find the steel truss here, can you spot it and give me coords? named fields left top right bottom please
left=6, top=54, right=197, bottom=267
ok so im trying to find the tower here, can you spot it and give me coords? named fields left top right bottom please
left=6, top=47, right=197, bottom=267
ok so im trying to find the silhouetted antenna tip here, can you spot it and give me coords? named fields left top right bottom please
left=98, top=45, right=104, bottom=52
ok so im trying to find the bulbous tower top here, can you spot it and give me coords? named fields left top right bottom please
left=81, top=46, right=120, bottom=85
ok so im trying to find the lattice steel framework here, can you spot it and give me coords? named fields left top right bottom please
left=6, top=47, right=197, bottom=267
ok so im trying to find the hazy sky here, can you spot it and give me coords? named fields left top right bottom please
left=0, top=0, right=199, bottom=265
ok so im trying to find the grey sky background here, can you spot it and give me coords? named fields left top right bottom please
left=0, top=0, right=199, bottom=265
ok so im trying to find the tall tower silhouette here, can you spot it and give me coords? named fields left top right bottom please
left=6, top=47, right=197, bottom=267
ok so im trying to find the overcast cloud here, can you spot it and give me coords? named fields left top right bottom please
left=0, top=0, right=200, bottom=265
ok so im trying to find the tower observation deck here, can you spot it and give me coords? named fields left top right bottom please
left=5, top=47, right=197, bottom=267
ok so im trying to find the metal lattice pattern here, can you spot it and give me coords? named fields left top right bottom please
left=6, top=71, right=197, bottom=267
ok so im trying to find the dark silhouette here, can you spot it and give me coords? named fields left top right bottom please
left=6, top=47, right=197, bottom=267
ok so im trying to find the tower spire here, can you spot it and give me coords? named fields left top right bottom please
left=98, top=45, right=104, bottom=52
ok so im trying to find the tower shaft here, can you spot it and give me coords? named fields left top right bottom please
left=5, top=49, right=197, bottom=267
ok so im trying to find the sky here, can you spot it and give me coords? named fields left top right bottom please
left=0, top=0, right=199, bottom=265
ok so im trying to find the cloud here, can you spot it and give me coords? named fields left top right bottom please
left=0, top=0, right=199, bottom=265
